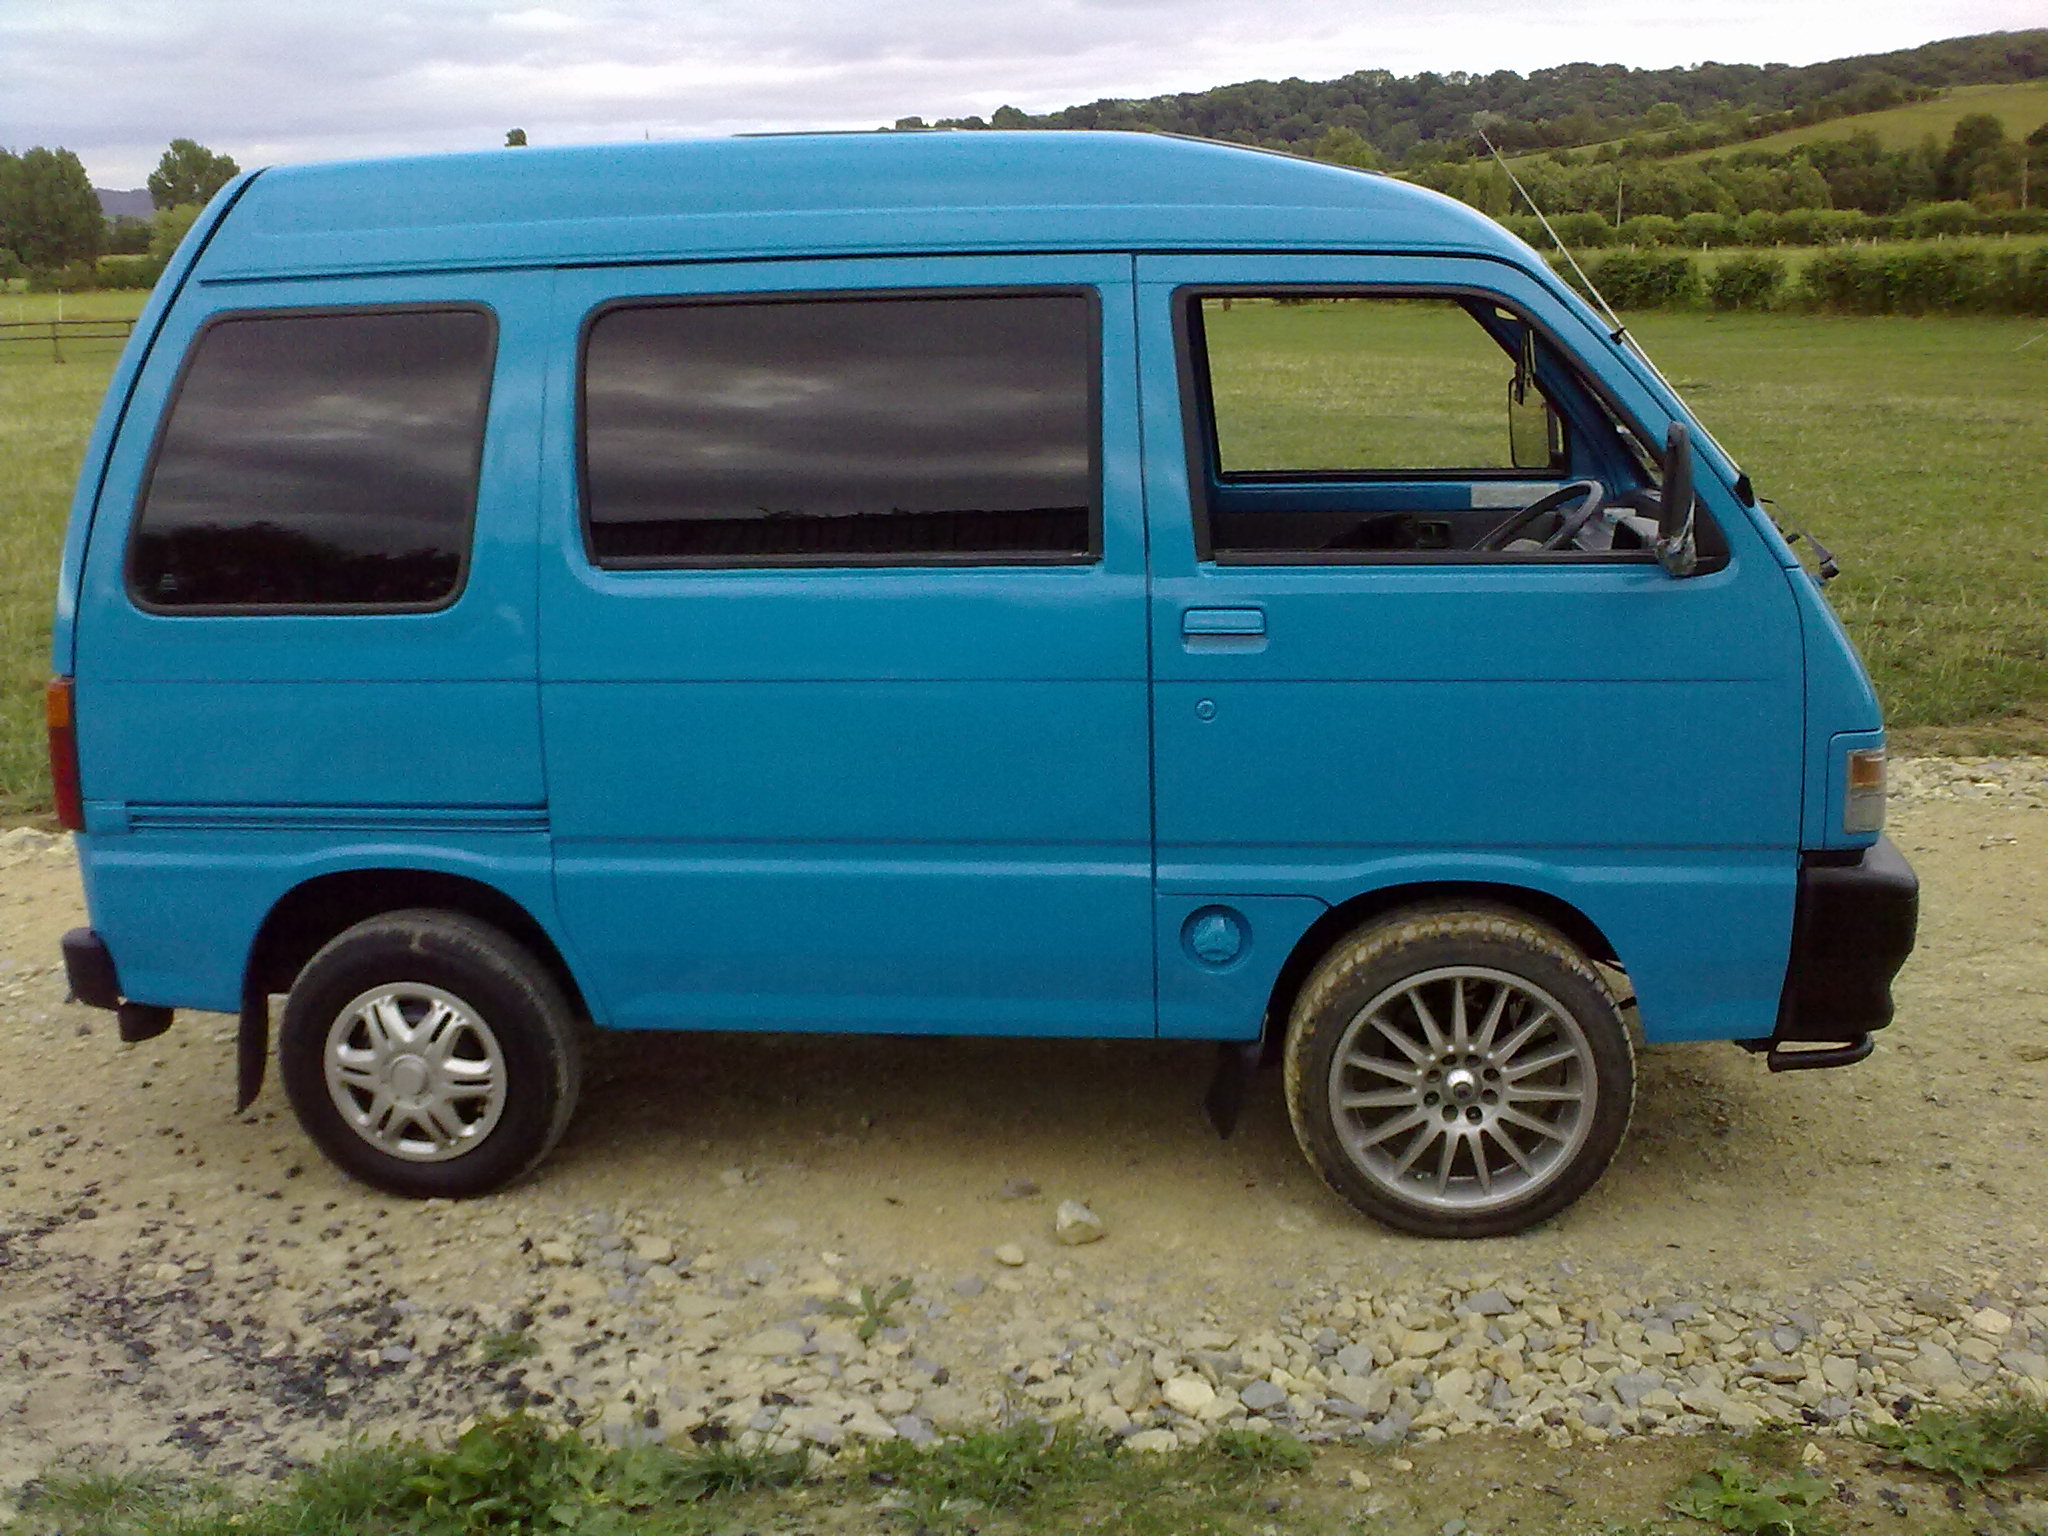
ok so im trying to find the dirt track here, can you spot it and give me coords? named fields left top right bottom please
left=0, top=771, right=2043, bottom=1490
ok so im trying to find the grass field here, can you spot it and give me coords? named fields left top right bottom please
left=0, top=291, right=2042, bottom=820
left=1673, top=79, right=2048, bottom=162
left=0, top=288, right=144, bottom=817
left=1629, top=308, right=2048, bottom=749
left=1503, top=80, right=2048, bottom=170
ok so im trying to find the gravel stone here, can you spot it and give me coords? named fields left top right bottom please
left=1163, top=1375, right=1217, bottom=1415
left=1053, top=1200, right=1107, bottom=1246
left=1240, top=1380, right=1288, bottom=1413
left=1334, top=1343, right=1376, bottom=1375
left=1612, top=1372, right=1664, bottom=1407
left=736, top=1326, right=809, bottom=1357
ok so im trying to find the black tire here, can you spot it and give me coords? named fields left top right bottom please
left=1282, top=905, right=1634, bottom=1238
left=278, top=909, right=582, bottom=1199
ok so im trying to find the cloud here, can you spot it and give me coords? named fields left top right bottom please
left=2, top=0, right=2040, bottom=185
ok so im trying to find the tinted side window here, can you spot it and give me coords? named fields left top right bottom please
left=130, top=308, right=494, bottom=609
left=582, top=293, right=1096, bottom=566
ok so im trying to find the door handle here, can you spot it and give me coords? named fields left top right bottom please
left=1181, top=608, right=1266, bottom=637
left=1181, top=607, right=1267, bottom=652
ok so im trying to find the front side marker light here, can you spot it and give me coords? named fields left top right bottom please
left=1843, top=747, right=1886, bottom=835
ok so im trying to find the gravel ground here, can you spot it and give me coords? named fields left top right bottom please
left=1, top=758, right=2044, bottom=1499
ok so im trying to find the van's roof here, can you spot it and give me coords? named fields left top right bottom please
left=195, top=130, right=1535, bottom=281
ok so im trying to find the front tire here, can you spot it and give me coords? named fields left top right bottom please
left=278, top=910, right=582, bottom=1199
left=1283, top=906, right=1633, bottom=1237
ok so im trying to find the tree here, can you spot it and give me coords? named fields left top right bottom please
left=505, top=128, right=528, bottom=147
left=0, top=145, right=104, bottom=270
left=150, top=203, right=203, bottom=264
left=147, top=138, right=240, bottom=211
left=1939, top=113, right=2006, bottom=200
left=1311, top=125, right=1382, bottom=169
left=105, top=218, right=152, bottom=255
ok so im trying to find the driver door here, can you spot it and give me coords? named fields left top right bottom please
left=1137, top=255, right=1805, bottom=1042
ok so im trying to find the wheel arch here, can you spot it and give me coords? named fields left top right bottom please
left=237, top=867, right=591, bottom=1110
left=1257, top=880, right=1620, bottom=1064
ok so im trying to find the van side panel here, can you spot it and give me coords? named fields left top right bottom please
left=70, top=269, right=553, bottom=1011
left=537, top=257, right=1156, bottom=1037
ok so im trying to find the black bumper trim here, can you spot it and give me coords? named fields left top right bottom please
left=1767, top=1035, right=1874, bottom=1072
left=61, top=927, right=121, bottom=1011
left=62, top=927, right=174, bottom=1042
left=1774, top=836, right=1918, bottom=1045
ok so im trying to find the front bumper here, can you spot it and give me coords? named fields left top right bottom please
left=1767, top=836, right=1918, bottom=1068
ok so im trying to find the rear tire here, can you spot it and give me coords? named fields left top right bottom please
left=1282, top=905, right=1633, bottom=1237
left=278, top=909, right=581, bottom=1199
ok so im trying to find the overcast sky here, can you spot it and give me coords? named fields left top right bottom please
left=2, top=0, right=2038, bottom=187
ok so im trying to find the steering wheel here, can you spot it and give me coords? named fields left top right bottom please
left=1477, top=478, right=1608, bottom=552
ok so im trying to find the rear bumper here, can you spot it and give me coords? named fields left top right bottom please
left=61, top=927, right=174, bottom=1043
left=62, top=927, right=122, bottom=1010
left=1769, top=836, right=1918, bottom=1063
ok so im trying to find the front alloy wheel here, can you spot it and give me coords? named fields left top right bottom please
left=1284, top=906, right=1634, bottom=1237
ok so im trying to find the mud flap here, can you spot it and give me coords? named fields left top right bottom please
left=1203, top=1040, right=1264, bottom=1139
left=236, top=982, right=268, bottom=1111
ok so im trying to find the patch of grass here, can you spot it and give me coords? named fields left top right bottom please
left=477, top=1327, right=541, bottom=1365
left=1207, top=1424, right=1314, bottom=1474
left=388, top=1413, right=808, bottom=1533
left=1859, top=1393, right=2048, bottom=1488
left=821, top=1275, right=915, bottom=1343
left=16, top=1418, right=809, bottom=1536
left=21, top=1468, right=219, bottom=1531
left=861, top=1418, right=1109, bottom=1526
left=1727, top=1423, right=1804, bottom=1471
left=1668, top=1457, right=1835, bottom=1535
left=858, top=1419, right=1318, bottom=1533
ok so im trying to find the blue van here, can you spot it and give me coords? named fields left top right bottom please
left=51, top=131, right=1916, bottom=1236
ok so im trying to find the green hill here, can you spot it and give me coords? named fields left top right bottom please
left=1669, top=79, right=2048, bottom=160
left=914, top=29, right=2048, bottom=172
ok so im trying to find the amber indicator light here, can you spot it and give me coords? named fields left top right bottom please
left=46, top=677, right=82, bottom=833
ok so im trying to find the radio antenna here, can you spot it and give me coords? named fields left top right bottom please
left=1477, top=127, right=1628, bottom=341
left=1474, top=125, right=1757, bottom=511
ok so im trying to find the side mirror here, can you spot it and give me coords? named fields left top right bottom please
left=1508, top=386, right=1561, bottom=471
left=1506, top=330, right=1562, bottom=471
left=1656, top=422, right=1700, bottom=578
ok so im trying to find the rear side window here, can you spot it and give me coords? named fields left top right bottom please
left=129, top=307, right=494, bottom=610
left=581, top=292, right=1097, bottom=566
